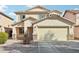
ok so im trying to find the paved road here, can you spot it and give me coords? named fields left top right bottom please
left=0, top=40, right=79, bottom=53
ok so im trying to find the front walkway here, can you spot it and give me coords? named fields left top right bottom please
left=0, top=40, right=79, bottom=53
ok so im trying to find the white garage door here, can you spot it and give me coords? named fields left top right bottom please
left=37, top=27, right=68, bottom=41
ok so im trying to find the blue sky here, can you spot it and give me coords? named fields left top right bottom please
left=1, top=5, right=79, bottom=20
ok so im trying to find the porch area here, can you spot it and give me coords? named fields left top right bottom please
left=13, top=27, right=33, bottom=40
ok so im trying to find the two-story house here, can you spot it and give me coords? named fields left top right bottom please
left=12, top=6, right=74, bottom=42
left=63, top=10, right=79, bottom=40
left=0, top=12, right=13, bottom=38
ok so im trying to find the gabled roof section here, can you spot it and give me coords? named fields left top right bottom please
left=50, top=10, right=62, bottom=14
left=66, top=10, right=79, bottom=14
left=15, top=5, right=50, bottom=14
left=33, top=14, right=74, bottom=25
left=63, top=10, right=77, bottom=23
left=0, top=12, right=14, bottom=20
left=63, top=10, right=79, bottom=17
left=26, top=5, right=50, bottom=12
left=12, top=17, right=37, bottom=26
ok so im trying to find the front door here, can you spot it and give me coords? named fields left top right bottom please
left=27, top=27, right=33, bottom=41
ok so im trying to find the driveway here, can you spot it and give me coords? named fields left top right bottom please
left=0, top=40, right=79, bottom=53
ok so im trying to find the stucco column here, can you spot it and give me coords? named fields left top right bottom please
left=33, top=25, right=38, bottom=42
left=24, top=21, right=27, bottom=34
left=0, top=27, right=2, bottom=32
left=12, top=27, right=17, bottom=40
left=69, top=26, right=74, bottom=40
left=1, top=26, right=5, bottom=32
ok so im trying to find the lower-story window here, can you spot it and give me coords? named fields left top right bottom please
left=19, top=27, right=24, bottom=34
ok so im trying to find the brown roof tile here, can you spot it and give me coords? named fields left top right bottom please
left=33, top=14, right=74, bottom=25
left=66, top=10, right=79, bottom=14
left=15, top=5, right=50, bottom=14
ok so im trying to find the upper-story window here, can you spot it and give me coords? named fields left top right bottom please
left=49, top=14, right=52, bottom=17
left=20, top=15, right=25, bottom=20
left=38, top=14, right=45, bottom=20
left=22, top=15, right=25, bottom=19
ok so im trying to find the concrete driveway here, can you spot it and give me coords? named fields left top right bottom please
left=0, top=40, right=79, bottom=53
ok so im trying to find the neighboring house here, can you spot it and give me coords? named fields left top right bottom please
left=63, top=10, right=79, bottom=40
left=12, top=6, right=74, bottom=42
left=0, top=12, right=13, bottom=38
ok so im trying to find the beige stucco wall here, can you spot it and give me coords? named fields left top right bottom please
left=16, top=14, right=39, bottom=22
left=26, top=14, right=39, bottom=20
left=16, top=15, right=20, bottom=22
left=0, top=14, right=13, bottom=28
left=16, top=14, right=37, bottom=22
left=16, top=14, right=47, bottom=22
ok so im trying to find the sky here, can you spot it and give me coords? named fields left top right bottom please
left=1, top=5, right=79, bottom=20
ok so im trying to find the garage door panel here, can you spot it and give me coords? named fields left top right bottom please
left=38, top=27, right=68, bottom=41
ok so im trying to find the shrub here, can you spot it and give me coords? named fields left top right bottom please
left=0, top=32, right=8, bottom=44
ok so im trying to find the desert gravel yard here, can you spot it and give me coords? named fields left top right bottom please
left=0, top=40, right=79, bottom=53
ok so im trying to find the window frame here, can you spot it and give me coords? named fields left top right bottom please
left=38, top=14, right=45, bottom=20
left=20, top=14, right=26, bottom=20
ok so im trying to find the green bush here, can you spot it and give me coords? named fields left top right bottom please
left=0, top=32, right=8, bottom=44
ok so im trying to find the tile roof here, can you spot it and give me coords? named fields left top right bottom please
left=33, top=14, right=74, bottom=25
left=12, top=17, right=37, bottom=26
left=15, top=5, right=50, bottom=14
left=65, top=10, right=79, bottom=14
